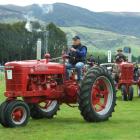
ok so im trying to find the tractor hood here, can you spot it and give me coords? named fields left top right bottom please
left=118, top=62, right=134, bottom=68
left=5, top=59, right=65, bottom=74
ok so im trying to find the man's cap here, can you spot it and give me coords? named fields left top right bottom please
left=117, top=48, right=123, bottom=52
left=72, top=36, right=80, bottom=40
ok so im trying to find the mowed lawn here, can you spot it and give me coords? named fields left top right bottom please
left=0, top=80, right=140, bottom=140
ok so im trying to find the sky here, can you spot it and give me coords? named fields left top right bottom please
left=0, top=0, right=140, bottom=12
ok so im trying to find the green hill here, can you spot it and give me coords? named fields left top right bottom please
left=61, top=26, right=140, bottom=56
left=1, top=3, right=140, bottom=37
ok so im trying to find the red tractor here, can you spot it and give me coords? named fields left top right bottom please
left=0, top=54, right=116, bottom=128
left=101, top=61, right=140, bottom=101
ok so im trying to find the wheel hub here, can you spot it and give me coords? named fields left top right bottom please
left=91, top=76, right=113, bottom=115
left=11, top=106, right=27, bottom=125
left=12, top=109, right=23, bottom=122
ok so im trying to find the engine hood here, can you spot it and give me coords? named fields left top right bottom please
left=5, top=60, right=40, bottom=68
left=5, top=59, right=65, bottom=74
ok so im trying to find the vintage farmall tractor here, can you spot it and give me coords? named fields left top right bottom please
left=0, top=54, right=116, bottom=128
left=101, top=61, right=140, bottom=101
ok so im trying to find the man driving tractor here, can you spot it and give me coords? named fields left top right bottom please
left=115, top=48, right=126, bottom=63
left=66, top=36, right=87, bottom=81
left=87, top=54, right=95, bottom=67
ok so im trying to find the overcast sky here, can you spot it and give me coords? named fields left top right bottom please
left=0, top=0, right=140, bottom=12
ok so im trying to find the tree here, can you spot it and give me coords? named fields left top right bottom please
left=0, top=22, right=38, bottom=64
left=0, top=22, right=67, bottom=64
left=47, top=23, right=67, bottom=58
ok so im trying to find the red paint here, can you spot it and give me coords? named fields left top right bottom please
left=12, top=108, right=24, bottom=122
left=4, top=56, right=79, bottom=104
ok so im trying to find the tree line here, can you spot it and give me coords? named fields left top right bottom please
left=0, top=22, right=67, bottom=65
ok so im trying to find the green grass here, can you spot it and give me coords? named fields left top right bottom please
left=0, top=72, right=4, bottom=82
left=0, top=81, right=140, bottom=140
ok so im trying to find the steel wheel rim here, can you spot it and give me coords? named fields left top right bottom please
left=39, top=100, right=57, bottom=112
left=11, top=106, right=27, bottom=125
left=91, top=76, right=113, bottom=115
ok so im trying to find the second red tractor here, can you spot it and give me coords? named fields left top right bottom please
left=101, top=61, right=140, bottom=101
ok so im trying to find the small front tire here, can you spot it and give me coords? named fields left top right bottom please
left=4, top=100, right=30, bottom=127
left=121, top=85, right=127, bottom=101
left=0, top=101, right=10, bottom=127
left=128, top=86, right=134, bottom=101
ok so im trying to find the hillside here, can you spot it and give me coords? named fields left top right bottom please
left=61, top=26, right=140, bottom=56
left=0, top=3, right=140, bottom=36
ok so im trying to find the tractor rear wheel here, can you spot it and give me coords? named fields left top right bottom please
left=30, top=100, right=59, bottom=119
left=78, top=66, right=116, bottom=122
left=4, top=100, right=30, bottom=127
left=128, top=86, right=134, bottom=101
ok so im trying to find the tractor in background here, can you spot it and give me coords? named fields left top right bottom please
left=0, top=54, right=116, bottom=128
left=100, top=61, right=140, bottom=101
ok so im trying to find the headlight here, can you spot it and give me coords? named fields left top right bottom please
left=6, top=70, right=13, bottom=80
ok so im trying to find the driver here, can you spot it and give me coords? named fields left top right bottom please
left=66, top=36, right=87, bottom=81
left=87, top=54, right=95, bottom=66
left=115, top=48, right=126, bottom=63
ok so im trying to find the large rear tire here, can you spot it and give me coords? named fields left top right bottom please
left=30, top=100, right=59, bottom=119
left=78, top=66, right=116, bottom=122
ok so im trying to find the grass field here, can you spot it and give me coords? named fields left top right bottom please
left=0, top=80, right=140, bottom=140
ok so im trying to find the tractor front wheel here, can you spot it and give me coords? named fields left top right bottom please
left=128, top=86, right=134, bottom=101
left=78, top=66, right=116, bottom=122
left=4, top=100, right=30, bottom=127
left=0, top=101, right=10, bottom=127
left=121, top=85, right=127, bottom=101
left=121, top=85, right=134, bottom=101
left=30, top=100, right=59, bottom=119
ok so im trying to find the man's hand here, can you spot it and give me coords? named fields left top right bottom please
left=70, top=48, right=76, bottom=52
